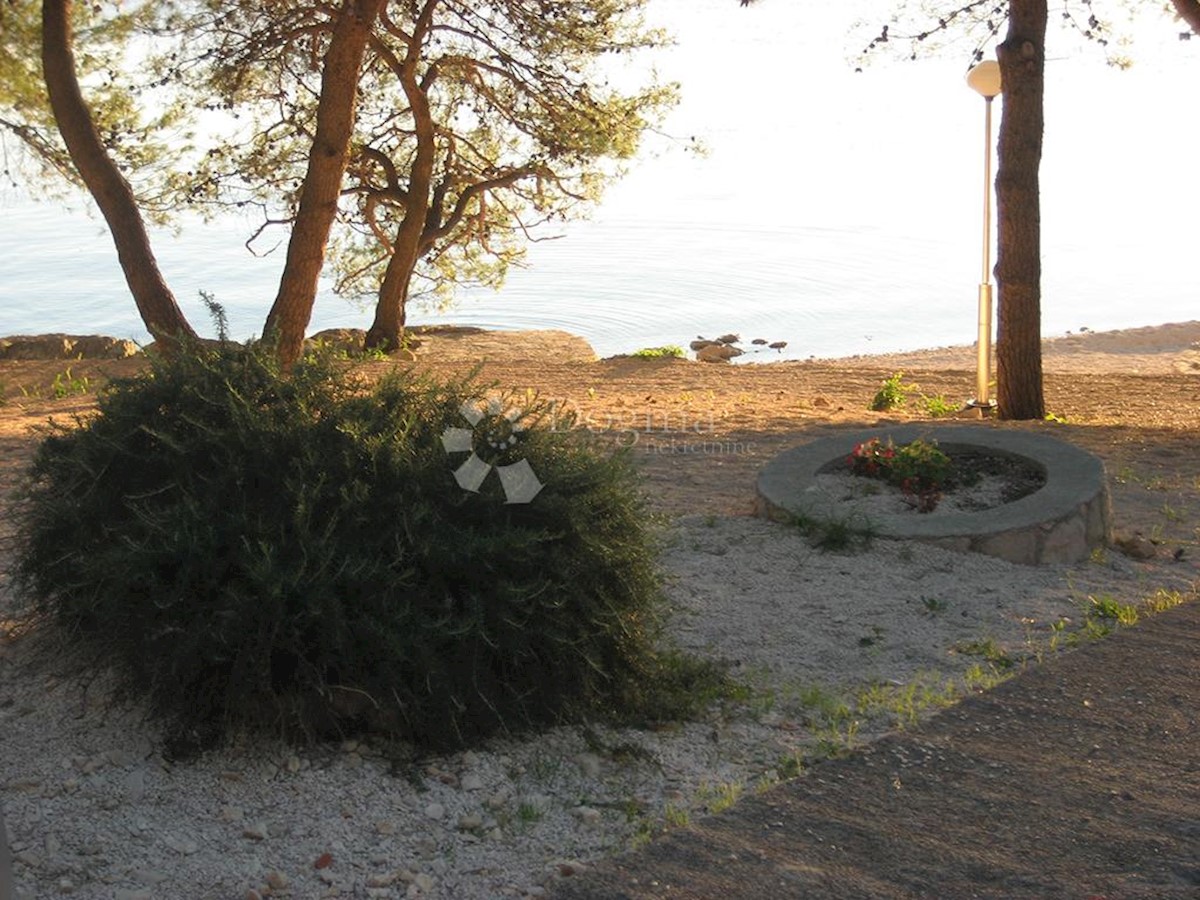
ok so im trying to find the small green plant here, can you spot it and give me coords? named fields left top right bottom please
left=870, top=372, right=915, bottom=411
left=516, top=802, right=544, bottom=824
left=952, top=637, right=1016, bottom=670
left=855, top=675, right=960, bottom=728
left=920, top=595, right=949, bottom=616
left=963, top=663, right=1011, bottom=692
left=774, top=752, right=805, bottom=780
left=857, top=625, right=886, bottom=649
left=1161, top=502, right=1186, bottom=523
left=696, top=781, right=744, bottom=814
left=51, top=367, right=91, bottom=399
left=1088, top=594, right=1140, bottom=626
left=629, top=345, right=685, bottom=360
left=921, top=393, right=958, bottom=418
left=663, top=803, right=690, bottom=828
left=790, top=512, right=875, bottom=552
left=1143, top=588, right=1186, bottom=613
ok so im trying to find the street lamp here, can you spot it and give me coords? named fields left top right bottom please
left=966, top=59, right=1002, bottom=410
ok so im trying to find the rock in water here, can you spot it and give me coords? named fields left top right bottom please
left=697, top=344, right=744, bottom=363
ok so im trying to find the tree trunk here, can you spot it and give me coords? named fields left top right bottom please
left=1171, top=0, right=1200, bottom=34
left=41, top=0, right=198, bottom=348
left=263, top=0, right=386, bottom=367
left=994, top=0, right=1047, bottom=421
left=365, top=249, right=417, bottom=351
left=363, top=0, right=439, bottom=353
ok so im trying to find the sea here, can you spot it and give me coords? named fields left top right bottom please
left=1, top=0, right=1196, bottom=362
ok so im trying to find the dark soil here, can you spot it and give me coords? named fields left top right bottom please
left=949, top=448, right=1047, bottom=507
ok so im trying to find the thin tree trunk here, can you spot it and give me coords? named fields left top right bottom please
left=263, top=0, right=386, bottom=367
left=366, top=249, right=417, bottom=351
left=364, top=0, right=438, bottom=353
left=41, top=0, right=198, bottom=348
left=994, top=0, right=1047, bottom=421
left=1170, top=0, right=1200, bottom=34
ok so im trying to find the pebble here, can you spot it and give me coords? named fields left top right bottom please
left=574, top=753, right=603, bottom=778
left=164, top=835, right=200, bottom=855
left=242, top=822, right=269, bottom=841
left=423, top=802, right=445, bottom=820
left=458, top=813, right=484, bottom=831
left=554, top=860, right=588, bottom=878
left=219, top=805, right=244, bottom=823
left=133, top=868, right=170, bottom=885
left=266, top=870, right=290, bottom=889
left=572, top=806, right=602, bottom=827
left=460, top=772, right=484, bottom=791
left=484, top=790, right=511, bottom=810
left=375, top=820, right=396, bottom=835
left=413, top=872, right=436, bottom=892
left=125, top=768, right=146, bottom=803
left=14, top=850, right=43, bottom=869
left=106, top=748, right=135, bottom=767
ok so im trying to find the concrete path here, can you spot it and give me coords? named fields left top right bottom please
left=553, top=601, right=1200, bottom=899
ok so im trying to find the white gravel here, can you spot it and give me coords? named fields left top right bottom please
left=2, top=515, right=1194, bottom=900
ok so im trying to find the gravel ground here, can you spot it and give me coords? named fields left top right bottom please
left=3, top=514, right=1194, bottom=900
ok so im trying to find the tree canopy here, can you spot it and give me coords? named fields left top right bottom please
left=2, top=2, right=188, bottom=206
left=25, top=0, right=675, bottom=362
left=150, top=0, right=678, bottom=352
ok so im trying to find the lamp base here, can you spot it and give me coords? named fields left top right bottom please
left=965, top=398, right=997, bottom=418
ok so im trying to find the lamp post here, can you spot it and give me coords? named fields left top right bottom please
left=966, top=60, right=1002, bottom=410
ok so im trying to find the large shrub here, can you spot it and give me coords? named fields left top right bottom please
left=15, top=342, right=684, bottom=753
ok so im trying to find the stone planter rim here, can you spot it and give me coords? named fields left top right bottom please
left=755, top=425, right=1111, bottom=558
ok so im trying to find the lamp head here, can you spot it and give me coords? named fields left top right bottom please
left=966, top=60, right=1002, bottom=98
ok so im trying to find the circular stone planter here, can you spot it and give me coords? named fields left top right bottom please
left=755, top=425, right=1112, bottom=565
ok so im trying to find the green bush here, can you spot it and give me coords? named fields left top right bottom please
left=869, top=372, right=914, bottom=412
left=15, top=342, right=692, bottom=754
left=629, top=345, right=685, bottom=359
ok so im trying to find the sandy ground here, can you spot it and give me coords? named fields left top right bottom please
left=0, top=322, right=1197, bottom=898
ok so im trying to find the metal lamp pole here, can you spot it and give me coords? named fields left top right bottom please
left=966, top=60, right=1002, bottom=410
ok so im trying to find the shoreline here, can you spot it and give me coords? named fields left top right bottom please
left=810, top=320, right=1200, bottom=376
left=2, top=319, right=1199, bottom=377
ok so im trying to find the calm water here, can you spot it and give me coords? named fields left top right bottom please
left=1, top=0, right=1196, bottom=361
